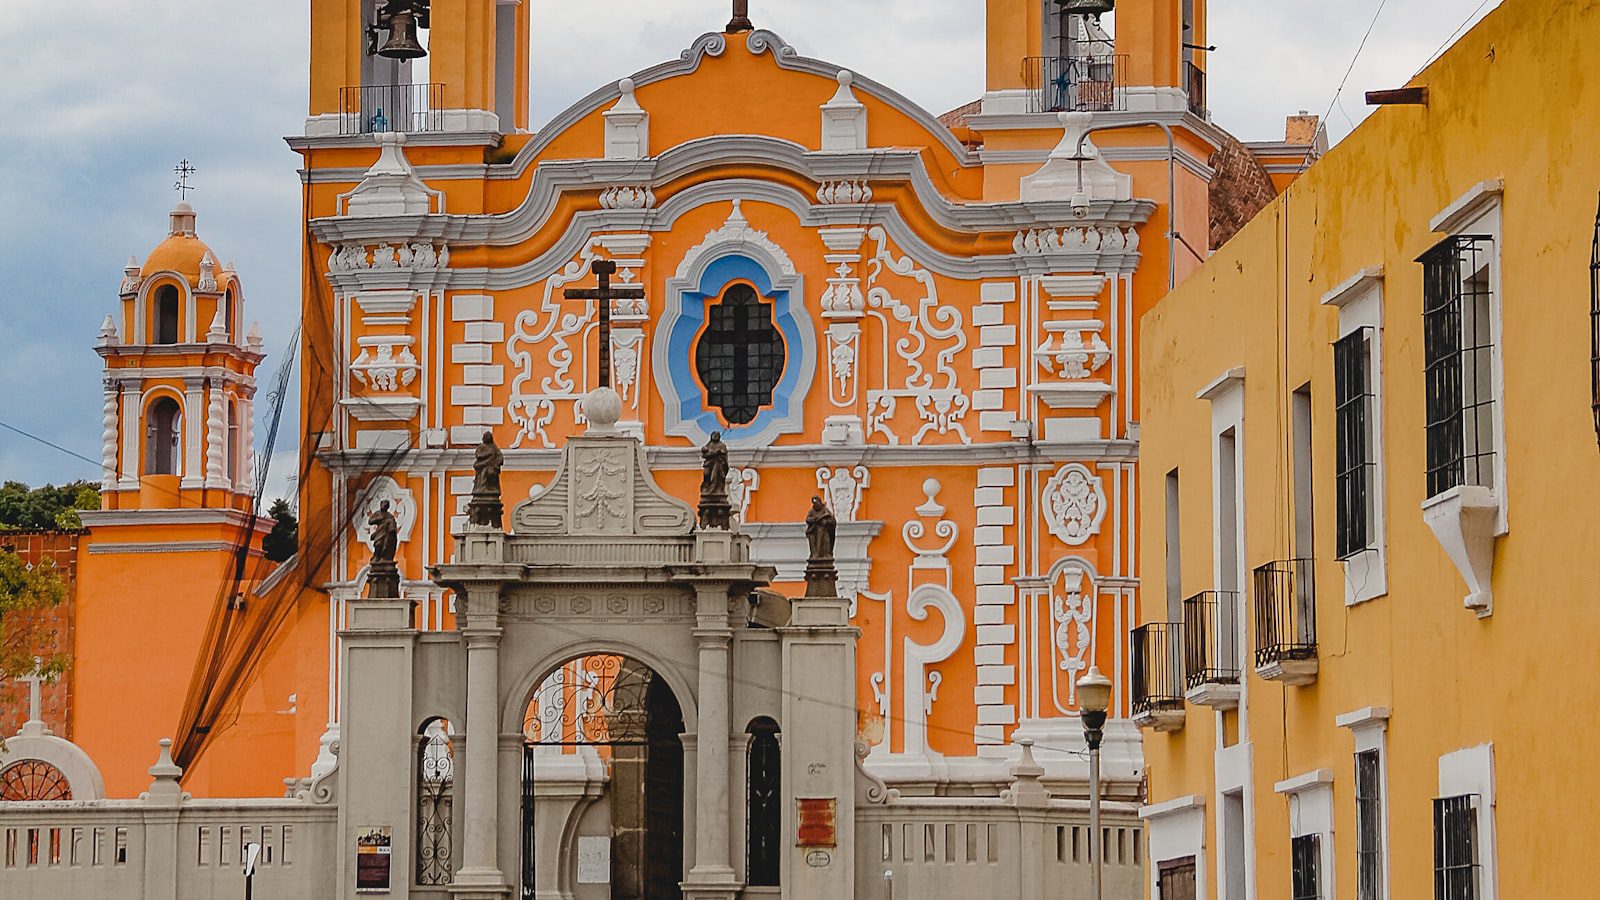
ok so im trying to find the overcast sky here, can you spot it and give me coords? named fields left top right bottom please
left=0, top=0, right=1501, bottom=494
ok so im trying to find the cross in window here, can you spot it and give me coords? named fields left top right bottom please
left=563, top=260, right=645, bottom=389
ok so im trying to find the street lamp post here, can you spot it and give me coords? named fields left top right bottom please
left=1076, top=665, right=1113, bottom=900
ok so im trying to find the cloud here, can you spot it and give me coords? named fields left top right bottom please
left=0, top=0, right=1501, bottom=486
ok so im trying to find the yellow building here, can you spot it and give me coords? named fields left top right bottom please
left=1133, top=0, right=1600, bottom=897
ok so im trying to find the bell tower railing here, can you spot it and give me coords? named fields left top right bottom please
left=1023, top=54, right=1127, bottom=114
left=339, top=82, right=445, bottom=135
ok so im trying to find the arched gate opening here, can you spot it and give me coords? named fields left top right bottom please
left=520, top=654, right=684, bottom=900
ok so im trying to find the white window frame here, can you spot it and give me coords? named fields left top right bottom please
left=1438, top=743, right=1497, bottom=900
left=1321, top=268, right=1388, bottom=605
left=1275, top=769, right=1335, bottom=900
left=1140, top=794, right=1208, bottom=900
left=1338, top=706, right=1391, bottom=900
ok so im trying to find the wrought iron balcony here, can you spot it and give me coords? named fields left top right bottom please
left=1023, top=54, right=1128, bottom=114
left=1252, top=558, right=1318, bottom=685
left=1130, top=622, right=1185, bottom=732
left=1182, top=591, right=1241, bottom=708
left=1184, top=61, right=1206, bottom=117
left=339, top=82, right=445, bottom=135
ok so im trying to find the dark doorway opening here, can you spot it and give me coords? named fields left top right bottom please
left=521, top=655, right=684, bottom=900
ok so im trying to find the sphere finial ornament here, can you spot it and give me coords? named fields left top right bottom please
left=582, top=386, right=624, bottom=433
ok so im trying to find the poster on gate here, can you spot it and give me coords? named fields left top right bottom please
left=356, top=825, right=393, bottom=893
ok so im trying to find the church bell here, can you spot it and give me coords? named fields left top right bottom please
left=1057, top=0, right=1115, bottom=18
left=369, top=1, right=429, bottom=59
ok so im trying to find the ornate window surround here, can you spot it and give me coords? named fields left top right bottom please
left=654, top=201, right=814, bottom=447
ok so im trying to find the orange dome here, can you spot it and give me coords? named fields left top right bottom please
left=139, top=203, right=219, bottom=286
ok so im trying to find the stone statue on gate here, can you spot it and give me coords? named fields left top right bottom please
left=467, top=430, right=505, bottom=529
left=698, top=431, right=732, bottom=530
left=366, top=500, right=401, bottom=598
left=804, top=495, right=838, bottom=598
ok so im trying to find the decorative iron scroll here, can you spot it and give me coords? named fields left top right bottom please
left=415, top=719, right=454, bottom=885
left=522, top=655, right=656, bottom=746
left=0, top=761, right=71, bottom=802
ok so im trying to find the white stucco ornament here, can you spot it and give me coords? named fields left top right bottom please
left=581, top=386, right=624, bottom=433
left=1041, top=463, right=1106, bottom=546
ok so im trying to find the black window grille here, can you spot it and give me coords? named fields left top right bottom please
left=1356, top=748, right=1385, bottom=900
left=1433, top=794, right=1480, bottom=900
left=415, top=720, right=454, bottom=885
left=1589, top=192, right=1600, bottom=450
left=1158, top=857, right=1198, bottom=900
left=1334, top=328, right=1376, bottom=558
left=1420, top=236, right=1496, bottom=497
left=746, top=718, right=781, bottom=886
left=694, top=283, right=785, bottom=426
left=1291, top=834, right=1322, bottom=900
left=1181, top=591, right=1240, bottom=689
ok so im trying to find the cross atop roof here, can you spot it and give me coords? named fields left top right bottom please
left=173, top=159, right=197, bottom=201
left=17, top=666, right=48, bottom=735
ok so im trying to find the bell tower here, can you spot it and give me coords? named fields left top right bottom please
left=307, top=0, right=531, bottom=136
left=984, top=0, right=1207, bottom=114
left=97, top=201, right=265, bottom=511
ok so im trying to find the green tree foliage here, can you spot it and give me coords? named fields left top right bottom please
left=0, top=549, right=68, bottom=681
left=263, top=498, right=298, bottom=563
left=0, top=481, right=100, bottom=531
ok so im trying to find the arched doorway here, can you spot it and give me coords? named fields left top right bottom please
left=520, top=654, right=684, bottom=900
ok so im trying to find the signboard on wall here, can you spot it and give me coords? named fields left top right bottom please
left=796, top=797, right=837, bottom=848
left=356, top=825, right=393, bottom=893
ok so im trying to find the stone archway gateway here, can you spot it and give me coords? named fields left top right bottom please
left=335, top=386, right=862, bottom=900
left=520, top=654, right=686, bottom=900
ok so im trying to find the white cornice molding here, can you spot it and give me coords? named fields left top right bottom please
left=1196, top=366, right=1245, bottom=402
left=1139, top=794, right=1205, bottom=819
left=1335, top=706, right=1392, bottom=730
left=1273, top=769, right=1335, bottom=795
left=1430, top=179, right=1504, bottom=234
left=80, top=508, right=267, bottom=529
left=314, top=438, right=1141, bottom=475
left=1320, top=266, right=1385, bottom=309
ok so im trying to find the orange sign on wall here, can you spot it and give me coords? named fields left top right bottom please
left=796, top=797, right=837, bottom=848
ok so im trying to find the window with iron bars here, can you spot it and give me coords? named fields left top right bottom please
left=1433, top=794, right=1480, bottom=900
left=1419, top=236, right=1496, bottom=498
left=1291, top=834, right=1322, bottom=900
left=1355, top=749, right=1385, bottom=900
left=1334, top=328, right=1377, bottom=558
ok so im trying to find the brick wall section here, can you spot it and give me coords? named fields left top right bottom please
left=1208, top=132, right=1281, bottom=251
left=0, top=530, right=80, bottom=738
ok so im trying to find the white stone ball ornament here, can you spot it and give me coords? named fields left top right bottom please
left=581, top=386, right=624, bottom=434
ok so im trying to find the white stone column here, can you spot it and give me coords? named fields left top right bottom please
left=101, top=378, right=120, bottom=490
left=238, top=395, right=255, bottom=491
left=181, top=377, right=205, bottom=489
left=454, top=618, right=510, bottom=896
left=119, top=383, right=141, bottom=490
left=685, top=584, right=738, bottom=899
left=205, top=379, right=227, bottom=489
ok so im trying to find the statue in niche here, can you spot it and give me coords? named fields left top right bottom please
left=804, top=495, right=838, bottom=598
left=467, top=430, right=505, bottom=529
left=366, top=499, right=401, bottom=599
left=368, top=500, right=399, bottom=563
left=698, top=431, right=732, bottom=530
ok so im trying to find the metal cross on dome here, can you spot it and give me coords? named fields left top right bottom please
left=173, top=159, right=197, bottom=201
left=563, top=260, right=644, bottom=390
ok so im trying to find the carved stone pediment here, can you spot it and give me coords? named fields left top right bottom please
left=512, top=434, right=695, bottom=536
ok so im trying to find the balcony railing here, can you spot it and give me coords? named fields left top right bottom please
left=1130, top=622, right=1185, bottom=732
left=339, top=82, right=445, bottom=136
left=1023, top=55, right=1128, bottom=114
left=1252, top=558, right=1318, bottom=685
left=1184, top=61, right=1206, bottom=116
left=1182, top=591, right=1240, bottom=707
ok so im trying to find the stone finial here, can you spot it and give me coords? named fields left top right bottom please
left=145, top=738, right=185, bottom=802
left=581, top=386, right=624, bottom=434
left=206, top=308, right=228, bottom=343
left=121, top=255, right=142, bottom=294
left=1006, top=738, right=1050, bottom=807
left=821, top=69, right=868, bottom=151
left=604, top=78, right=650, bottom=160
left=347, top=132, right=432, bottom=217
left=17, top=669, right=49, bottom=738
left=1019, top=111, right=1133, bottom=204
left=97, top=314, right=120, bottom=348
left=198, top=251, right=218, bottom=293
left=246, top=321, right=264, bottom=353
